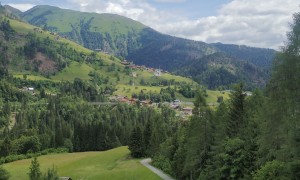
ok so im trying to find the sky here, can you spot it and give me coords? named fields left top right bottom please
left=2, top=0, right=300, bottom=50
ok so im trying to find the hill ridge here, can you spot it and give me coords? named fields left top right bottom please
left=19, top=5, right=276, bottom=88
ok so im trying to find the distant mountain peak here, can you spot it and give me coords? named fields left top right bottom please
left=20, top=5, right=276, bottom=88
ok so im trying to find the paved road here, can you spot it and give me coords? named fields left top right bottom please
left=140, top=158, right=175, bottom=180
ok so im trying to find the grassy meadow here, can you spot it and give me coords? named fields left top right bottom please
left=206, top=90, right=230, bottom=103
left=8, top=17, right=231, bottom=107
left=51, top=62, right=94, bottom=81
left=3, top=146, right=160, bottom=180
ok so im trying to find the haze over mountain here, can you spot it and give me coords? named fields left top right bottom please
left=17, top=5, right=276, bottom=89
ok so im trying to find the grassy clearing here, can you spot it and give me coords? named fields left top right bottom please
left=51, top=62, right=93, bottom=81
left=9, top=17, right=229, bottom=106
left=113, top=85, right=231, bottom=103
left=13, top=74, right=52, bottom=81
left=206, top=90, right=230, bottom=103
left=136, top=70, right=195, bottom=85
left=10, top=19, right=35, bottom=34
left=114, top=84, right=163, bottom=97
left=3, top=146, right=160, bottom=180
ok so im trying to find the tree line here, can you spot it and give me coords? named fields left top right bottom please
left=130, top=12, right=300, bottom=179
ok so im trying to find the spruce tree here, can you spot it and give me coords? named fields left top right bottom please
left=28, top=157, right=42, bottom=180
left=258, top=12, right=300, bottom=177
left=128, top=127, right=145, bottom=158
left=183, top=91, right=214, bottom=179
left=227, top=83, right=246, bottom=138
left=43, top=166, right=59, bottom=180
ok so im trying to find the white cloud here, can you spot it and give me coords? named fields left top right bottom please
left=7, top=3, right=35, bottom=11
left=66, top=0, right=299, bottom=49
left=67, top=0, right=148, bottom=20
left=154, top=0, right=186, bottom=3
left=155, top=0, right=300, bottom=49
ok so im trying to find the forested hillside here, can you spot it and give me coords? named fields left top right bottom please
left=211, top=43, right=276, bottom=68
left=3, top=5, right=22, bottom=17
left=176, top=52, right=268, bottom=89
left=21, top=5, right=147, bottom=56
left=1, top=4, right=298, bottom=180
left=144, top=12, right=300, bottom=179
left=20, top=5, right=276, bottom=89
left=0, top=4, right=194, bottom=172
left=0, top=6, right=200, bottom=102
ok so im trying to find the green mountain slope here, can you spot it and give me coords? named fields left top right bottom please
left=21, top=5, right=218, bottom=68
left=20, top=5, right=275, bottom=89
left=0, top=9, right=205, bottom=103
left=3, top=5, right=22, bottom=17
left=176, top=52, right=268, bottom=89
left=22, top=5, right=146, bottom=55
left=211, top=43, right=276, bottom=68
left=126, top=28, right=217, bottom=70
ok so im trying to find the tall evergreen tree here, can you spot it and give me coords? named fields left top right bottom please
left=28, top=157, right=42, bottom=180
left=258, top=12, right=300, bottom=177
left=0, top=137, right=11, bottom=157
left=128, top=126, right=145, bottom=158
left=227, top=83, right=246, bottom=138
left=182, top=91, right=214, bottom=179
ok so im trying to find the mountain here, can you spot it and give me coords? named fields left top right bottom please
left=125, top=28, right=217, bottom=70
left=0, top=4, right=21, bottom=20
left=21, top=5, right=218, bottom=70
left=21, top=5, right=146, bottom=55
left=20, top=5, right=276, bottom=89
left=3, top=5, right=22, bottom=17
left=211, top=43, right=276, bottom=68
left=0, top=8, right=200, bottom=100
left=176, top=52, right=268, bottom=89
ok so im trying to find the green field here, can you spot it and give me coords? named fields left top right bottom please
left=206, top=90, right=230, bottom=103
left=13, top=74, right=52, bottom=81
left=51, top=62, right=93, bottom=81
left=3, top=146, right=160, bottom=180
left=8, top=16, right=231, bottom=107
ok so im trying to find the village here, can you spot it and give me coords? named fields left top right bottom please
left=109, top=95, right=193, bottom=117
left=25, top=29, right=193, bottom=118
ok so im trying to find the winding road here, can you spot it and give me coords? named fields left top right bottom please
left=140, top=158, right=175, bottom=180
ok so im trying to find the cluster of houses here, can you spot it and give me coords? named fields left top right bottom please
left=33, top=28, right=68, bottom=41
left=22, top=87, right=35, bottom=95
left=109, top=95, right=152, bottom=106
left=94, top=49, right=110, bottom=54
left=109, top=95, right=193, bottom=116
left=21, top=86, right=193, bottom=116
left=121, top=60, right=166, bottom=77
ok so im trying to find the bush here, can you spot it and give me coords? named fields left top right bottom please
left=0, top=148, right=68, bottom=165
left=0, top=166, right=10, bottom=180
left=253, top=160, right=289, bottom=180
left=152, top=155, right=173, bottom=176
left=43, top=166, right=59, bottom=180
left=289, top=160, right=300, bottom=179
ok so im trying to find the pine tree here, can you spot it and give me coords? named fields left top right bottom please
left=182, top=91, right=214, bottom=179
left=258, top=12, right=300, bottom=177
left=43, top=166, right=59, bottom=180
left=143, top=121, right=152, bottom=155
left=28, top=157, right=42, bottom=180
left=227, top=83, right=246, bottom=138
left=128, top=127, right=145, bottom=158
left=0, top=137, right=11, bottom=157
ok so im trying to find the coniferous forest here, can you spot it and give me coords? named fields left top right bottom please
left=131, top=12, right=300, bottom=179
left=0, top=3, right=300, bottom=180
